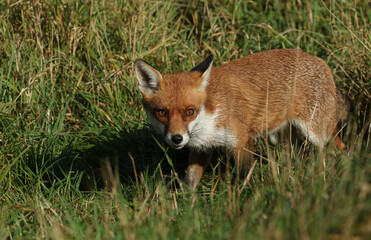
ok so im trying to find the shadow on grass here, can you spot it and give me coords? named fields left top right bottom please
left=42, top=128, right=190, bottom=191
left=80, top=129, right=191, bottom=190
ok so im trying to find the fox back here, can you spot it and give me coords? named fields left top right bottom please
left=135, top=49, right=349, bottom=189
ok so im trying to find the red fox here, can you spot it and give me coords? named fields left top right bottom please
left=135, top=49, right=349, bottom=190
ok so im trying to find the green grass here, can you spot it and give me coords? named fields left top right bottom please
left=0, top=0, right=370, bottom=239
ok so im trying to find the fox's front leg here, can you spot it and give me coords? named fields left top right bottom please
left=234, top=137, right=254, bottom=179
left=185, top=149, right=212, bottom=190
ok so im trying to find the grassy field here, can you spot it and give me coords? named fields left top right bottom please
left=0, top=0, right=370, bottom=239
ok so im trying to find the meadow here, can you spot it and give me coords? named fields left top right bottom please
left=0, top=0, right=370, bottom=239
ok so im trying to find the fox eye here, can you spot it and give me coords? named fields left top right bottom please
left=156, top=109, right=168, bottom=117
left=185, top=108, right=195, bottom=117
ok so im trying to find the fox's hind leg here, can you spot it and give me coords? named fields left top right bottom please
left=185, top=149, right=212, bottom=190
left=334, top=135, right=346, bottom=150
left=292, top=119, right=347, bottom=151
left=332, top=126, right=346, bottom=150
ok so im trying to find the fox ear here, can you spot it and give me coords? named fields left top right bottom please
left=190, top=55, right=213, bottom=90
left=135, top=59, right=163, bottom=95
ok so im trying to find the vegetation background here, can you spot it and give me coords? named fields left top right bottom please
left=0, top=0, right=370, bottom=239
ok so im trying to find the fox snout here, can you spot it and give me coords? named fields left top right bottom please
left=171, top=134, right=183, bottom=144
left=164, top=131, right=190, bottom=149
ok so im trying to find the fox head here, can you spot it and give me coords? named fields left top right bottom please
left=135, top=55, right=213, bottom=149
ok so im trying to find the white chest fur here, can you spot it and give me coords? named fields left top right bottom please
left=187, top=108, right=236, bottom=151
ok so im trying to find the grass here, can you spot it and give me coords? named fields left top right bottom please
left=0, top=0, right=370, bottom=239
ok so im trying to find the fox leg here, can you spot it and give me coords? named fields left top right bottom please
left=334, top=135, right=346, bottom=150
left=332, top=127, right=346, bottom=150
left=185, top=149, right=212, bottom=190
left=234, top=137, right=254, bottom=179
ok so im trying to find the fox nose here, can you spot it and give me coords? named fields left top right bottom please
left=171, top=134, right=183, bottom=144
